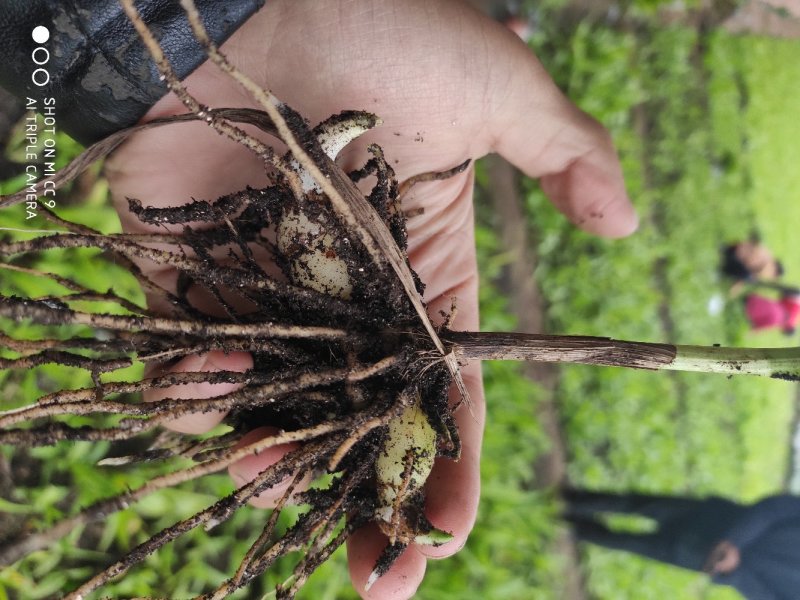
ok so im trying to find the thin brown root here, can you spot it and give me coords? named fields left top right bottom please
left=277, top=517, right=352, bottom=600
left=39, top=205, right=102, bottom=234
left=0, top=296, right=349, bottom=340
left=397, top=159, right=471, bottom=201
left=0, top=109, right=279, bottom=211
left=98, top=429, right=242, bottom=467
left=242, top=466, right=371, bottom=597
left=0, top=262, right=146, bottom=315
left=208, top=469, right=308, bottom=600
left=118, top=0, right=285, bottom=183
left=64, top=439, right=334, bottom=600
left=0, top=415, right=370, bottom=568
left=327, top=390, right=412, bottom=472
left=1, top=357, right=401, bottom=445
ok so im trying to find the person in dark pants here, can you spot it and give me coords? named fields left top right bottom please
left=564, top=490, right=800, bottom=600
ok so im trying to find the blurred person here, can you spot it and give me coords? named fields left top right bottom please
left=744, top=292, right=800, bottom=335
left=721, top=236, right=784, bottom=297
left=565, top=489, right=800, bottom=600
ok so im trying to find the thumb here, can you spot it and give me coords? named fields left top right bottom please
left=487, top=43, right=638, bottom=238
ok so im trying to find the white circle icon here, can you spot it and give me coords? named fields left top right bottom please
left=32, top=26, right=50, bottom=44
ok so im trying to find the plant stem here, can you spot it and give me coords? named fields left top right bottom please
left=670, top=344, right=800, bottom=380
left=445, top=331, right=800, bottom=381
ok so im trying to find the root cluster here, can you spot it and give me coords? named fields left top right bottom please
left=0, top=1, right=468, bottom=597
left=0, top=105, right=460, bottom=600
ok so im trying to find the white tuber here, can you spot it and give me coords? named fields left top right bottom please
left=375, top=397, right=437, bottom=526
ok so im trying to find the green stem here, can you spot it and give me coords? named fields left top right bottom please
left=444, top=331, right=800, bottom=381
left=671, top=345, right=800, bottom=380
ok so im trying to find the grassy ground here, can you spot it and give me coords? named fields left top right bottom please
left=2, top=6, right=799, bottom=600
left=738, top=36, right=800, bottom=275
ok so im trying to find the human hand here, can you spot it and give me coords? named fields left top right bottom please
left=105, top=1, right=636, bottom=598
left=705, top=540, right=741, bottom=575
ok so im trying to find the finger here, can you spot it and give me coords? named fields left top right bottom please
left=538, top=123, right=638, bottom=239
left=144, top=350, right=252, bottom=434
left=487, top=38, right=638, bottom=238
left=340, top=171, right=481, bottom=596
left=418, top=362, right=483, bottom=559
left=344, top=178, right=482, bottom=595
left=347, top=523, right=427, bottom=600
left=228, top=427, right=309, bottom=509
left=344, top=368, right=483, bottom=596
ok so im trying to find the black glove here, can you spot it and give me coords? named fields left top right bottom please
left=0, top=0, right=264, bottom=145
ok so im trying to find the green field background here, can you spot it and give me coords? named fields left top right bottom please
left=508, top=27, right=800, bottom=600
left=2, top=5, right=800, bottom=600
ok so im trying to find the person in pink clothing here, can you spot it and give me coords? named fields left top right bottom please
left=745, top=293, right=800, bottom=334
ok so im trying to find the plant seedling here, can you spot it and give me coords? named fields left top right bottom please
left=1, top=1, right=799, bottom=598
